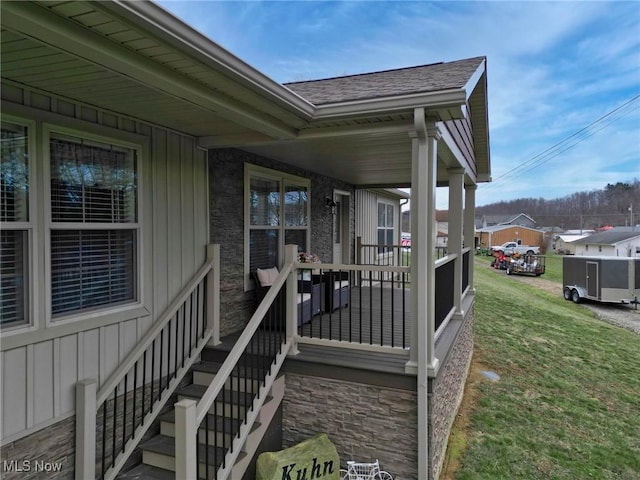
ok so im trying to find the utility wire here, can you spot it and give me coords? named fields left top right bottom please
left=483, top=93, right=640, bottom=188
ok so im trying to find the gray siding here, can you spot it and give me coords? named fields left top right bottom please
left=0, top=82, right=209, bottom=442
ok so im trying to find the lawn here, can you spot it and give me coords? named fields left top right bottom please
left=446, top=257, right=640, bottom=479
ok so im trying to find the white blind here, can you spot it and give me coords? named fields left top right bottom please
left=51, top=229, right=135, bottom=315
left=49, top=134, right=138, bottom=317
left=0, top=230, right=27, bottom=325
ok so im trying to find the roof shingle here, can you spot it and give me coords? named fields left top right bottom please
left=284, top=56, right=485, bottom=105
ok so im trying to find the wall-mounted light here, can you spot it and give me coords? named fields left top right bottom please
left=325, top=197, right=337, bottom=215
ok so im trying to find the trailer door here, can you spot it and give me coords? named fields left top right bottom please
left=586, top=261, right=598, bottom=298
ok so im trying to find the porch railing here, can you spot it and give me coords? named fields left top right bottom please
left=75, top=245, right=220, bottom=480
left=174, top=261, right=294, bottom=480
left=295, top=263, right=410, bottom=349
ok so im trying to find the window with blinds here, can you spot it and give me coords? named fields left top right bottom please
left=1, top=121, right=30, bottom=328
left=246, top=166, right=309, bottom=282
left=49, top=133, right=138, bottom=317
left=377, top=202, right=394, bottom=253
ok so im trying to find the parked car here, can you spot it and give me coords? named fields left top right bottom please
left=489, top=242, right=540, bottom=256
left=401, top=232, right=411, bottom=247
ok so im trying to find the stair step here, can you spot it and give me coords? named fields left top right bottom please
left=192, top=370, right=263, bottom=393
left=159, top=410, right=244, bottom=444
left=177, top=384, right=256, bottom=417
left=118, top=463, right=176, bottom=480
left=140, top=433, right=245, bottom=477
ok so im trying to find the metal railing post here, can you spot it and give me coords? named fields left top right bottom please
left=75, top=379, right=97, bottom=480
left=175, top=399, right=198, bottom=480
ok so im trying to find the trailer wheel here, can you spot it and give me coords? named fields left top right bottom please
left=563, top=287, right=572, bottom=300
left=506, top=266, right=512, bottom=275
left=571, top=289, right=581, bottom=304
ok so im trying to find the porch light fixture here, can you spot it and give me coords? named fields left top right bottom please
left=325, top=197, right=337, bottom=215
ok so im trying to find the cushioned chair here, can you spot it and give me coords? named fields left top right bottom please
left=323, top=270, right=350, bottom=312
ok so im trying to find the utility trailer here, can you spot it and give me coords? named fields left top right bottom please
left=562, top=256, right=640, bottom=304
left=506, top=254, right=545, bottom=276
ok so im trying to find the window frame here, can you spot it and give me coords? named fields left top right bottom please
left=0, top=116, right=36, bottom=332
left=42, top=124, right=143, bottom=326
left=244, top=164, right=310, bottom=291
left=377, top=200, right=395, bottom=255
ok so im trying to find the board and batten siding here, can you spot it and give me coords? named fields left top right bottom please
left=0, top=82, right=209, bottom=443
left=355, top=189, right=401, bottom=246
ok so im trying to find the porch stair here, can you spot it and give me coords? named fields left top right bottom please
left=118, top=357, right=285, bottom=480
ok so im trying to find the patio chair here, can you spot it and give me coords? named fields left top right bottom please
left=345, top=460, right=393, bottom=480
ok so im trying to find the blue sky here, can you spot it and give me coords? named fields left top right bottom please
left=158, top=0, right=640, bottom=208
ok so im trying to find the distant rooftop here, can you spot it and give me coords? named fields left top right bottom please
left=284, top=56, right=485, bottom=105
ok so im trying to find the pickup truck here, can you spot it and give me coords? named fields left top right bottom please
left=489, top=242, right=540, bottom=256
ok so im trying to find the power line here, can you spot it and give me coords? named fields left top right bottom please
left=483, top=93, right=640, bottom=188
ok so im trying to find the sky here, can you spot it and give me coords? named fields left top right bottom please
left=157, top=0, right=640, bottom=208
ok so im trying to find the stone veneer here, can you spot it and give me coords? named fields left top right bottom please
left=428, top=312, right=474, bottom=480
left=208, top=148, right=355, bottom=336
left=281, top=311, right=474, bottom=480
left=282, top=374, right=418, bottom=480
left=0, top=416, right=75, bottom=480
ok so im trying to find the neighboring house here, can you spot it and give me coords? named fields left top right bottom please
left=573, top=229, right=640, bottom=257
left=553, top=232, right=594, bottom=255
left=0, top=2, right=490, bottom=480
left=355, top=188, right=410, bottom=252
left=476, top=224, right=545, bottom=251
left=479, top=213, right=536, bottom=229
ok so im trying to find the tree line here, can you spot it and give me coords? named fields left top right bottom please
left=476, top=179, right=639, bottom=230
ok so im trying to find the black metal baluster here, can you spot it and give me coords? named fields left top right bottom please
left=175, top=311, right=180, bottom=375
left=142, top=349, right=147, bottom=419
left=150, top=340, right=155, bottom=409
left=182, top=304, right=187, bottom=369
left=132, top=361, right=138, bottom=440
left=112, top=385, right=117, bottom=469
left=159, top=329, right=164, bottom=403
left=101, top=402, right=107, bottom=479
left=123, top=374, right=128, bottom=453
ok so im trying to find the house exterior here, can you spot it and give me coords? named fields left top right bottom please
left=0, top=2, right=491, bottom=480
left=478, top=213, right=536, bottom=229
left=476, top=224, right=544, bottom=252
left=355, top=188, right=410, bottom=270
left=553, top=232, right=594, bottom=255
left=572, top=229, right=640, bottom=257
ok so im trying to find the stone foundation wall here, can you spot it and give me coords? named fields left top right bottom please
left=428, top=312, right=474, bottom=480
left=282, top=373, right=418, bottom=480
left=209, top=148, right=354, bottom=336
left=0, top=416, right=75, bottom=480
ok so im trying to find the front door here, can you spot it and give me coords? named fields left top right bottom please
left=333, top=192, right=350, bottom=263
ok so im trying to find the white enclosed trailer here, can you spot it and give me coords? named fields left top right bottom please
left=563, top=256, right=640, bottom=304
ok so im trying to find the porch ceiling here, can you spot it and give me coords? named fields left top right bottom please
left=1, top=0, right=489, bottom=189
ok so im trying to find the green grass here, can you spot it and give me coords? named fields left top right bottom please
left=451, top=258, right=640, bottom=480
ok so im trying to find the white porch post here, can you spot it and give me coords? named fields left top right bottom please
left=406, top=108, right=440, bottom=480
left=175, top=399, right=198, bottom=480
left=464, top=185, right=477, bottom=291
left=448, top=168, right=464, bottom=314
left=75, top=379, right=96, bottom=480
left=285, top=244, right=300, bottom=355
left=207, top=244, right=221, bottom=346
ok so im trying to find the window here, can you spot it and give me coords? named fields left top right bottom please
left=246, top=165, right=309, bottom=286
left=0, top=121, right=30, bottom=328
left=48, top=132, right=138, bottom=318
left=377, top=201, right=394, bottom=253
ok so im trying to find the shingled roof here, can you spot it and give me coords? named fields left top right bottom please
left=573, top=230, right=640, bottom=246
left=284, top=56, right=486, bottom=105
